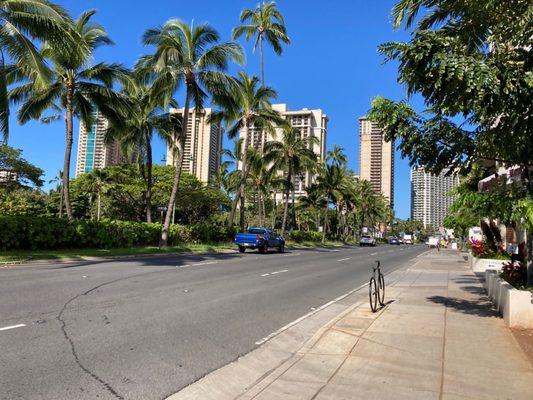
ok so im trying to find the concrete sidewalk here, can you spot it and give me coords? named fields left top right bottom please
left=170, top=250, right=533, bottom=400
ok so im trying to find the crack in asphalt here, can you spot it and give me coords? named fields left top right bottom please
left=56, top=272, right=158, bottom=400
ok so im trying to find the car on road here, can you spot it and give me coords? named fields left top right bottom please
left=359, top=235, right=376, bottom=247
left=389, top=237, right=401, bottom=245
left=403, top=234, right=414, bottom=245
left=234, top=227, right=285, bottom=254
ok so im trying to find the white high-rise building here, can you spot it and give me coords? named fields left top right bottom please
left=411, top=167, right=460, bottom=228
left=239, top=104, right=327, bottom=198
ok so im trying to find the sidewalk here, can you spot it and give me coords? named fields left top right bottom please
left=170, top=250, right=533, bottom=400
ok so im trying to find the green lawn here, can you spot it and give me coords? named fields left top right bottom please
left=0, top=240, right=352, bottom=264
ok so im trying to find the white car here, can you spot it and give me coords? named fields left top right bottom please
left=359, top=235, right=376, bottom=247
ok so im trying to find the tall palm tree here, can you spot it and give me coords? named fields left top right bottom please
left=1, top=0, right=74, bottom=141
left=140, top=19, right=244, bottom=246
left=326, top=145, right=347, bottom=170
left=210, top=71, right=282, bottom=230
left=315, top=163, right=344, bottom=242
left=247, top=148, right=275, bottom=226
left=12, top=10, right=128, bottom=220
left=232, top=1, right=290, bottom=86
left=265, top=126, right=318, bottom=236
left=106, top=70, right=179, bottom=223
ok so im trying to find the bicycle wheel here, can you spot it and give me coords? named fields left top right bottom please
left=369, top=277, right=378, bottom=312
left=378, top=272, right=385, bottom=306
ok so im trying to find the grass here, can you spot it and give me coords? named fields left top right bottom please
left=0, top=240, right=351, bottom=264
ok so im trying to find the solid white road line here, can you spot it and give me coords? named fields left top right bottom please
left=0, top=324, right=26, bottom=332
left=337, top=258, right=351, bottom=262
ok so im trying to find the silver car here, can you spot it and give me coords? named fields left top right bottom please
left=359, top=235, right=376, bottom=247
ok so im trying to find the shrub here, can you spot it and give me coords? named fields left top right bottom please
left=500, top=261, right=527, bottom=289
left=0, top=216, right=232, bottom=251
left=287, top=230, right=322, bottom=243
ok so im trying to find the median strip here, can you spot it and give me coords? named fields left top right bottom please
left=0, top=324, right=26, bottom=332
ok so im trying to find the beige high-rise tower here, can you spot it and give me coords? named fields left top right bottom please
left=166, top=108, right=223, bottom=183
left=75, top=109, right=124, bottom=177
left=239, top=104, right=328, bottom=198
left=358, top=117, right=395, bottom=208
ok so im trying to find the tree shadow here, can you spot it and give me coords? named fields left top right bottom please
left=426, top=295, right=499, bottom=318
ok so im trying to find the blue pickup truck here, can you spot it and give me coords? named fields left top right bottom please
left=234, top=227, right=285, bottom=254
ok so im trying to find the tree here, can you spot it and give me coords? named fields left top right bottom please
left=12, top=10, right=128, bottom=220
left=210, top=71, right=282, bottom=230
left=232, top=1, right=290, bottom=86
left=0, top=0, right=74, bottom=141
left=265, top=126, right=318, bottom=236
left=247, top=148, right=275, bottom=226
left=370, top=0, right=533, bottom=282
left=326, top=145, right=347, bottom=170
left=107, top=70, right=179, bottom=223
left=0, top=143, right=43, bottom=187
left=315, top=163, right=344, bottom=242
left=140, top=19, right=244, bottom=246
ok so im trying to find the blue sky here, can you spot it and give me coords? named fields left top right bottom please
left=8, top=0, right=418, bottom=219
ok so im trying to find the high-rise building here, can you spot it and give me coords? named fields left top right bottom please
left=75, top=109, right=124, bottom=176
left=411, top=167, right=460, bottom=228
left=240, top=104, right=328, bottom=197
left=358, top=117, right=394, bottom=208
left=166, top=108, right=223, bottom=183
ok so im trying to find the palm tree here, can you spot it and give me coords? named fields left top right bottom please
left=140, top=19, right=244, bottom=246
left=107, top=70, right=179, bottom=223
left=87, top=168, right=112, bottom=221
left=0, top=0, right=74, bottom=141
left=48, top=169, right=63, bottom=217
left=232, top=1, right=290, bottom=86
left=265, top=126, right=318, bottom=236
left=315, top=163, right=344, bottom=242
left=210, top=71, right=282, bottom=230
left=326, top=145, right=347, bottom=170
left=12, top=10, right=128, bottom=220
left=247, top=148, right=275, bottom=226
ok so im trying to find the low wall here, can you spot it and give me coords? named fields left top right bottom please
left=484, top=270, right=533, bottom=329
left=470, top=255, right=506, bottom=273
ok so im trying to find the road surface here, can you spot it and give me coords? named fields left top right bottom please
left=0, top=244, right=425, bottom=399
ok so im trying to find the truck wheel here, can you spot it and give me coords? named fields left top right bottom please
left=239, top=246, right=246, bottom=253
left=278, top=244, right=285, bottom=253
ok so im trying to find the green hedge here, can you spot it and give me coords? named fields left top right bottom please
left=287, top=230, right=323, bottom=242
left=0, top=216, right=236, bottom=251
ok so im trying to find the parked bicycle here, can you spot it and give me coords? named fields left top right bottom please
left=369, top=260, right=385, bottom=312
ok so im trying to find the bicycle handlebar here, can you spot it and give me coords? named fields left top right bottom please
left=375, top=260, right=380, bottom=268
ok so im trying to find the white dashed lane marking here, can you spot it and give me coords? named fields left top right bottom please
left=176, top=261, right=218, bottom=268
left=0, top=324, right=26, bottom=332
left=260, top=269, right=289, bottom=277
left=337, top=258, right=351, bottom=262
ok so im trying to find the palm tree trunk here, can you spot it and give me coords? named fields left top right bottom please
left=239, top=191, right=245, bottom=230
left=259, top=34, right=265, bottom=87
left=63, top=87, right=74, bottom=220
left=281, top=166, right=292, bottom=236
left=160, top=90, right=190, bottom=247
left=58, top=180, right=63, bottom=218
left=97, top=192, right=101, bottom=221
left=258, top=187, right=264, bottom=226
left=322, top=202, right=328, bottom=243
left=228, top=120, right=250, bottom=228
left=145, top=132, right=153, bottom=223
left=271, top=189, right=277, bottom=228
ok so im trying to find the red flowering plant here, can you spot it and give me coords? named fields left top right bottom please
left=470, top=239, right=489, bottom=257
left=500, top=261, right=527, bottom=289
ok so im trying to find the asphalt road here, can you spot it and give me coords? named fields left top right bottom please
left=0, top=244, right=425, bottom=400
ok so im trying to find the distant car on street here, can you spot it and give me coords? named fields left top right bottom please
left=389, top=237, right=401, bottom=245
left=234, top=227, right=285, bottom=254
left=403, top=234, right=414, bottom=245
left=359, top=235, right=377, bottom=247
